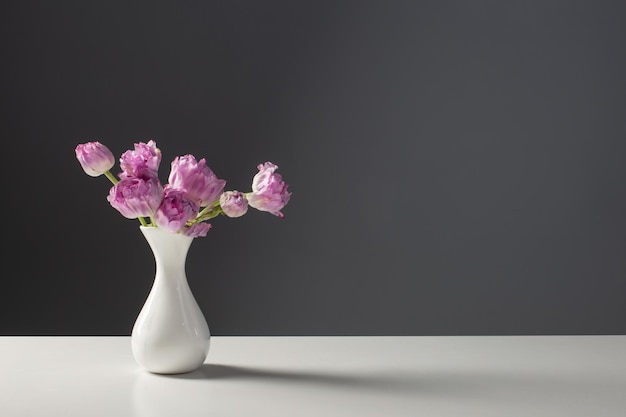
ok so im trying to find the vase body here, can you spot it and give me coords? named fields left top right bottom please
left=131, top=226, right=210, bottom=374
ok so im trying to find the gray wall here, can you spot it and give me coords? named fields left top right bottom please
left=2, top=1, right=625, bottom=335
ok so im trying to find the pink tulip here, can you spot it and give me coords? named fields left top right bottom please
left=119, top=140, right=162, bottom=180
left=247, top=162, right=291, bottom=218
left=182, top=222, right=212, bottom=238
left=75, top=142, right=115, bottom=177
left=154, top=188, right=199, bottom=233
left=167, top=155, right=226, bottom=207
left=107, top=177, right=164, bottom=219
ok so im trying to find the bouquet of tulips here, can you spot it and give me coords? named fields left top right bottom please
left=75, top=140, right=291, bottom=237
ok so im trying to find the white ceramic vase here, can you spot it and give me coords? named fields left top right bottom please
left=131, top=226, right=210, bottom=374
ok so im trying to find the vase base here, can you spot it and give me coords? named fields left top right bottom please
left=132, top=345, right=210, bottom=375
left=142, top=365, right=204, bottom=375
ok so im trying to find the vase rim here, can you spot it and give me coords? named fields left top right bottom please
left=139, top=226, right=192, bottom=238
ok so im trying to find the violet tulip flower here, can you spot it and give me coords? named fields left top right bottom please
left=154, top=188, right=199, bottom=233
left=107, top=177, right=164, bottom=219
left=75, top=142, right=115, bottom=177
left=168, top=155, right=226, bottom=207
left=219, top=191, right=248, bottom=218
left=247, top=162, right=291, bottom=218
left=76, top=138, right=292, bottom=237
left=182, top=222, right=212, bottom=238
left=119, top=140, right=162, bottom=180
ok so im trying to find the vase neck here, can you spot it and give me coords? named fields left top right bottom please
left=140, top=227, right=193, bottom=278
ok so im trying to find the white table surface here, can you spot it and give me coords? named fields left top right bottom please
left=1, top=336, right=625, bottom=417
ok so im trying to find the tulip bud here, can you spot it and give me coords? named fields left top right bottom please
left=220, top=191, right=249, bottom=218
left=75, top=141, right=115, bottom=177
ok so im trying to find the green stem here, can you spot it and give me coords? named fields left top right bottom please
left=104, top=171, right=118, bottom=185
left=196, top=209, right=223, bottom=222
left=190, top=201, right=222, bottom=224
left=138, top=217, right=148, bottom=227
left=197, top=200, right=221, bottom=218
